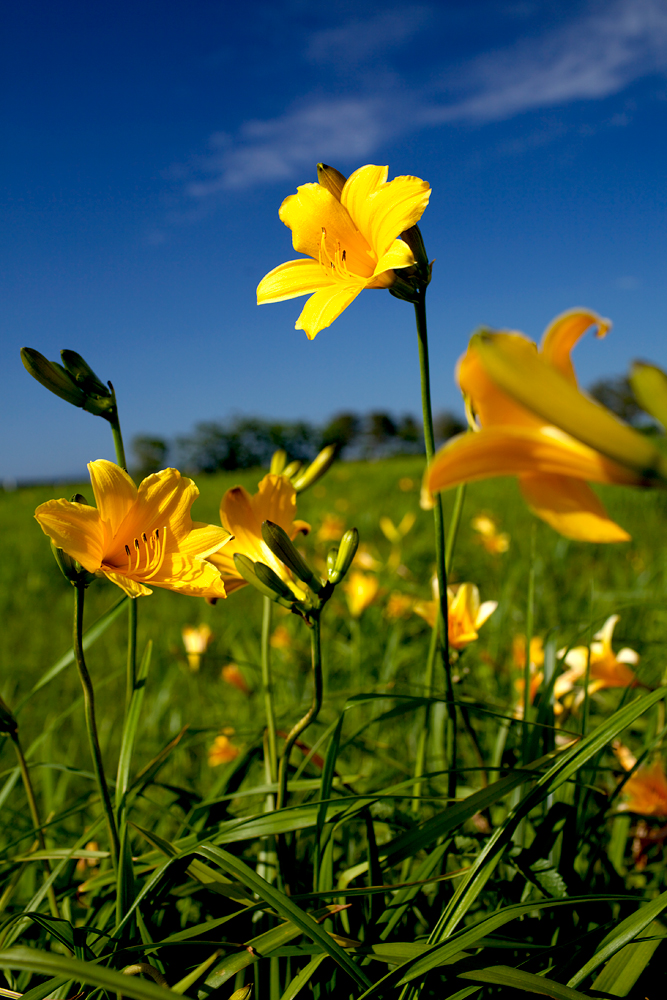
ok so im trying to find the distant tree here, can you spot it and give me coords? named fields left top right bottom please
left=131, top=435, right=169, bottom=479
left=177, top=416, right=320, bottom=473
left=588, top=375, right=646, bottom=427
left=321, top=412, right=361, bottom=456
left=395, top=414, right=423, bottom=454
left=434, top=411, right=466, bottom=444
left=366, top=411, right=397, bottom=456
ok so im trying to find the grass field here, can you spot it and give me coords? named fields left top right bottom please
left=2, top=457, right=667, bottom=998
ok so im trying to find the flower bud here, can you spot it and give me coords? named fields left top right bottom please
left=317, top=163, right=347, bottom=200
left=261, top=521, right=322, bottom=594
left=61, top=350, right=112, bottom=398
left=630, top=361, right=667, bottom=432
left=50, top=542, right=96, bottom=587
left=21, top=348, right=86, bottom=408
left=399, top=224, right=432, bottom=287
left=326, top=546, right=339, bottom=579
left=329, top=528, right=359, bottom=584
left=282, top=459, right=302, bottom=479
left=228, top=987, right=253, bottom=1000
left=232, top=553, right=295, bottom=609
left=270, top=449, right=288, bottom=475
left=291, top=444, right=336, bottom=492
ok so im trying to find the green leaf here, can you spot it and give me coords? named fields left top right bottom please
left=116, top=640, right=153, bottom=810
left=195, top=845, right=371, bottom=990
left=568, top=886, right=667, bottom=987
left=590, top=921, right=665, bottom=996
left=278, top=954, right=328, bottom=999
left=0, top=947, right=194, bottom=1000
left=459, top=965, right=591, bottom=1000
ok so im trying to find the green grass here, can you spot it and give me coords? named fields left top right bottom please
left=2, top=458, right=667, bottom=998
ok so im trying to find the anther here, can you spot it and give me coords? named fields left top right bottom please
left=143, top=533, right=148, bottom=543
left=134, top=538, right=140, bottom=550
left=125, top=544, right=131, bottom=556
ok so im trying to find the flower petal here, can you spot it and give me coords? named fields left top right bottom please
left=88, top=460, right=137, bottom=535
left=539, top=308, right=611, bottom=385
left=341, top=165, right=388, bottom=227
left=102, top=570, right=152, bottom=597
left=34, top=499, right=106, bottom=572
left=178, top=522, right=232, bottom=559
left=155, top=553, right=228, bottom=599
left=362, top=175, right=431, bottom=258
left=251, top=474, right=301, bottom=533
left=519, top=473, right=631, bottom=542
left=295, top=284, right=364, bottom=339
left=257, top=259, right=334, bottom=305
left=372, top=238, right=415, bottom=277
left=426, top=426, right=641, bottom=497
left=458, top=335, right=543, bottom=429
left=279, top=183, right=372, bottom=275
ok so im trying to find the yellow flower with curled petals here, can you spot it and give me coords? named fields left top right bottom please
left=471, top=513, right=510, bottom=554
left=35, top=460, right=230, bottom=599
left=560, top=614, right=642, bottom=692
left=426, top=309, right=656, bottom=542
left=257, top=164, right=431, bottom=339
left=343, top=571, right=379, bottom=618
left=207, top=473, right=310, bottom=597
left=208, top=733, right=240, bottom=767
left=412, top=578, right=497, bottom=650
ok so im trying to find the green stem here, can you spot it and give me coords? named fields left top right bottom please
left=73, top=583, right=120, bottom=867
left=277, top=615, right=324, bottom=810
left=411, top=621, right=439, bottom=814
left=414, top=293, right=456, bottom=800
left=445, top=484, right=466, bottom=574
left=126, top=599, right=137, bottom=714
left=261, top=596, right=278, bottom=785
left=10, top=732, right=60, bottom=919
left=110, top=415, right=128, bottom=472
left=522, top=521, right=537, bottom=762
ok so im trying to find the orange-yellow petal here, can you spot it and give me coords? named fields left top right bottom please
left=372, top=238, right=415, bottom=277
left=88, top=460, right=137, bottom=535
left=426, top=426, right=641, bottom=495
left=34, top=499, right=106, bottom=572
left=257, top=259, right=334, bottom=305
left=539, top=308, right=611, bottom=385
left=178, top=522, right=231, bottom=559
left=518, top=473, right=630, bottom=542
left=359, top=175, right=431, bottom=258
left=295, top=284, right=364, bottom=340
left=341, top=164, right=389, bottom=228
left=280, top=183, right=372, bottom=275
left=102, top=570, right=152, bottom=597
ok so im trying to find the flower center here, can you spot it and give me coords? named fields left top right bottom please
left=122, top=526, right=167, bottom=579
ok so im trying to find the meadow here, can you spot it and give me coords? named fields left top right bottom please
left=2, top=456, right=667, bottom=999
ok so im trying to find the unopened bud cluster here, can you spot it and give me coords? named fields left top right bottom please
left=21, top=347, right=118, bottom=422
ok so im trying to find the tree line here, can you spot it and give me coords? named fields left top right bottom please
left=131, top=410, right=467, bottom=478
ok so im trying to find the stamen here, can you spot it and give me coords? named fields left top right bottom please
left=125, top=544, right=131, bottom=556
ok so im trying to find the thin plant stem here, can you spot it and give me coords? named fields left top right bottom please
left=411, top=622, right=440, bottom=814
left=414, top=292, right=456, bottom=799
left=261, top=596, right=278, bottom=785
left=9, top=732, right=60, bottom=919
left=277, top=615, right=324, bottom=810
left=110, top=414, right=128, bottom=472
left=445, top=484, right=466, bottom=574
left=126, top=599, right=137, bottom=714
left=522, top=520, right=537, bottom=761
left=73, top=583, right=120, bottom=868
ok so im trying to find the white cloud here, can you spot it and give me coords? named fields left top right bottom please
left=176, top=0, right=667, bottom=197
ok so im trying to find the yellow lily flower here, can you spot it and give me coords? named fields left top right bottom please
left=208, top=732, right=240, bottom=767
left=206, top=473, right=310, bottom=596
left=619, top=759, right=667, bottom=819
left=257, top=163, right=431, bottom=339
left=471, top=513, right=510, bottom=554
left=426, top=309, right=654, bottom=542
left=343, top=570, right=379, bottom=618
left=559, top=614, right=641, bottom=693
left=413, top=579, right=497, bottom=650
left=34, top=460, right=230, bottom=599
left=181, top=623, right=213, bottom=671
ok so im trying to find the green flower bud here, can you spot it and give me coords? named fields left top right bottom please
left=329, top=528, right=359, bottom=584
left=317, top=163, right=347, bottom=200
left=228, top=987, right=253, bottom=1000
left=326, top=546, right=339, bottom=580
left=270, top=449, right=288, bottom=475
left=261, top=521, right=322, bottom=594
left=21, top=347, right=117, bottom=420
left=282, top=459, right=302, bottom=479
left=630, top=361, right=667, bottom=432
left=291, top=444, right=336, bottom=492
left=399, top=224, right=432, bottom=287
left=21, top=348, right=86, bottom=408
left=61, top=350, right=112, bottom=397
left=50, top=542, right=96, bottom=587
left=232, top=553, right=295, bottom=609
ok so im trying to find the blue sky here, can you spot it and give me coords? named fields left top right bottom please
left=2, top=0, right=667, bottom=481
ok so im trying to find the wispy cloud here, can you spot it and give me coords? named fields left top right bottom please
left=175, top=0, right=667, bottom=198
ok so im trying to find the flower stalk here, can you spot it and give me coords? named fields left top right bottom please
left=261, top=596, right=278, bottom=785
left=414, top=291, right=457, bottom=799
left=73, top=582, right=120, bottom=868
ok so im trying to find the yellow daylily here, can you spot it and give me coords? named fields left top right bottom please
left=559, top=614, right=642, bottom=693
left=471, top=513, right=510, bottom=554
left=257, top=163, right=431, bottom=339
left=208, top=732, right=240, bottom=767
left=620, top=759, right=667, bottom=819
left=207, top=473, right=310, bottom=596
left=426, top=309, right=654, bottom=542
left=413, top=579, right=497, bottom=650
left=343, top=570, right=379, bottom=618
left=182, top=623, right=213, bottom=671
left=34, top=460, right=230, bottom=599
